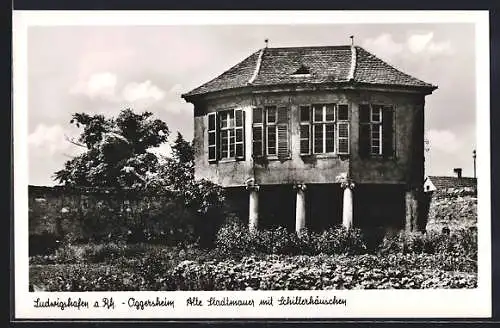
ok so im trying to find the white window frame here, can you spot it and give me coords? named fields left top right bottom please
left=299, top=105, right=311, bottom=155
left=312, top=103, right=336, bottom=154
left=219, top=110, right=235, bottom=159
left=370, top=105, right=383, bottom=156
left=265, top=106, right=278, bottom=157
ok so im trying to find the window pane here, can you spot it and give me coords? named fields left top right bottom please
left=208, top=146, right=216, bottom=160
left=338, top=123, right=348, bottom=138
left=277, top=107, right=288, bottom=123
left=359, top=104, right=370, bottom=123
left=338, top=104, right=348, bottom=121
left=235, top=144, right=243, bottom=157
left=220, top=114, right=228, bottom=128
left=253, top=108, right=263, bottom=124
left=300, top=125, right=309, bottom=139
left=208, top=113, right=216, bottom=130
left=208, top=132, right=215, bottom=145
left=371, top=124, right=380, bottom=139
left=313, top=105, right=323, bottom=122
left=313, top=125, right=323, bottom=153
left=300, top=106, right=310, bottom=122
left=325, top=104, right=335, bottom=121
left=266, top=106, right=277, bottom=123
left=300, top=140, right=310, bottom=154
left=267, top=127, right=276, bottom=155
left=236, top=129, right=243, bottom=142
left=325, top=124, right=335, bottom=152
left=338, top=139, right=349, bottom=154
left=235, top=109, right=243, bottom=126
left=371, top=105, right=382, bottom=122
left=221, top=130, right=229, bottom=158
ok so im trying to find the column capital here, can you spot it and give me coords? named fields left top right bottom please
left=293, top=183, right=307, bottom=191
left=336, top=173, right=355, bottom=189
left=246, top=184, right=260, bottom=192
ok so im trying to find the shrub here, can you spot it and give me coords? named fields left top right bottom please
left=215, top=222, right=368, bottom=257
left=316, top=226, right=367, bottom=255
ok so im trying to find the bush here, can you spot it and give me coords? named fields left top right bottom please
left=215, top=222, right=367, bottom=257
left=316, top=227, right=367, bottom=255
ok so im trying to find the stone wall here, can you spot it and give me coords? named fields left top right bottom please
left=28, top=185, right=197, bottom=243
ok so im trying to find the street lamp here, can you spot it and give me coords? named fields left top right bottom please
left=473, top=149, right=477, bottom=179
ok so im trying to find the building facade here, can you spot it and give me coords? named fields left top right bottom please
left=182, top=45, right=437, bottom=233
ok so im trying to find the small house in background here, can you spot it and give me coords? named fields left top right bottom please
left=425, top=168, right=477, bottom=195
left=182, top=44, right=437, bottom=234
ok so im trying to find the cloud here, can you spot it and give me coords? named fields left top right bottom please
left=362, top=33, right=404, bottom=61
left=363, top=32, right=454, bottom=63
left=70, top=72, right=118, bottom=100
left=407, top=32, right=454, bottom=56
left=426, top=129, right=462, bottom=154
left=28, top=124, right=84, bottom=156
left=146, top=142, right=172, bottom=159
left=122, top=80, right=166, bottom=103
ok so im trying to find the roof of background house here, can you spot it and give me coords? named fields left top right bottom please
left=427, top=176, right=477, bottom=190
left=182, top=45, right=437, bottom=98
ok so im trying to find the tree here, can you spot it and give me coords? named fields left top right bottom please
left=53, top=109, right=170, bottom=188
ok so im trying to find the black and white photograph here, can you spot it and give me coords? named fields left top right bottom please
left=13, top=10, right=491, bottom=319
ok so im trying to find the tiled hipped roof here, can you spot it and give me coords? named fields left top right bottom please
left=428, top=176, right=477, bottom=190
left=182, top=45, right=437, bottom=98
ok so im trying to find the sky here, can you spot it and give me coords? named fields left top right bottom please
left=26, top=22, right=477, bottom=186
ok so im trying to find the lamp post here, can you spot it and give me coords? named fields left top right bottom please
left=473, top=149, right=477, bottom=179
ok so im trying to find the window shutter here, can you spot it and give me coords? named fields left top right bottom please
left=359, top=123, right=370, bottom=158
left=382, top=106, right=394, bottom=158
left=337, top=122, right=349, bottom=154
left=359, top=104, right=370, bottom=123
left=277, top=125, right=289, bottom=159
left=207, top=112, right=217, bottom=162
left=235, top=109, right=245, bottom=160
left=359, top=104, right=370, bottom=158
left=252, top=107, right=264, bottom=158
left=277, top=106, right=289, bottom=159
left=299, top=105, right=311, bottom=155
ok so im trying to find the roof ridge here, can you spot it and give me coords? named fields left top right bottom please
left=347, top=45, right=357, bottom=81
left=247, top=47, right=265, bottom=85
left=181, top=49, right=262, bottom=97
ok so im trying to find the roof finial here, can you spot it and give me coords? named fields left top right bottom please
left=350, top=35, right=354, bottom=46
left=264, top=39, right=269, bottom=48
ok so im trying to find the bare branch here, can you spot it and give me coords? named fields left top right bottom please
left=64, top=134, right=86, bottom=148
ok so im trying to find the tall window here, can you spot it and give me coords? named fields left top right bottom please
left=299, top=103, right=350, bottom=155
left=252, top=105, right=290, bottom=159
left=207, top=109, right=245, bottom=162
left=359, top=104, right=395, bottom=158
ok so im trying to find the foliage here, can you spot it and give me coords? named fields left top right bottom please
left=30, top=251, right=477, bottom=292
left=54, top=109, right=169, bottom=188
left=215, top=221, right=367, bottom=258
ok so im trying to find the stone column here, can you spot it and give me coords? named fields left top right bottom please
left=294, top=184, right=307, bottom=235
left=247, top=184, right=260, bottom=232
left=340, top=179, right=355, bottom=230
